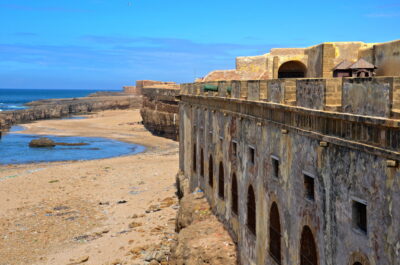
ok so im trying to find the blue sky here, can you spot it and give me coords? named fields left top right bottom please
left=0, top=0, right=399, bottom=90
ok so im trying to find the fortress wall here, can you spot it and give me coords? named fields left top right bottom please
left=236, top=55, right=267, bottom=73
left=373, top=40, right=400, bottom=76
left=306, top=44, right=324, bottom=78
left=179, top=94, right=400, bottom=264
left=342, top=77, right=394, bottom=117
left=296, top=79, right=326, bottom=110
left=140, top=86, right=180, bottom=140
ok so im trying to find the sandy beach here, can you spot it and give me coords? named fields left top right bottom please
left=0, top=109, right=179, bottom=265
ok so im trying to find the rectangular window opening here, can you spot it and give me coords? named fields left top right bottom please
left=304, top=174, right=315, bottom=201
left=249, top=146, right=255, bottom=165
left=232, top=141, right=237, bottom=157
left=352, top=200, right=367, bottom=234
left=271, top=156, right=280, bottom=178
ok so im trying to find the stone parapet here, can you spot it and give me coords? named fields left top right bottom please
left=181, top=77, right=400, bottom=118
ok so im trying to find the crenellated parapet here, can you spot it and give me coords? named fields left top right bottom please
left=181, top=76, right=400, bottom=118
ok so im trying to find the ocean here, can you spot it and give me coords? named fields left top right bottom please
left=0, top=88, right=100, bottom=112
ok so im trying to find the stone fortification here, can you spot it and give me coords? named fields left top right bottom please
left=140, top=85, right=180, bottom=140
left=179, top=76, right=400, bottom=265
left=199, top=39, right=400, bottom=82
left=0, top=95, right=141, bottom=131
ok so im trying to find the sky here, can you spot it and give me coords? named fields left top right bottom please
left=0, top=0, right=399, bottom=90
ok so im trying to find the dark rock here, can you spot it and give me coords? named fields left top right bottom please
left=29, top=137, right=56, bottom=148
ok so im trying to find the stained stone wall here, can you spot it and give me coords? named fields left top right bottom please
left=342, top=77, right=394, bottom=117
left=179, top=77, right=400, bottom=265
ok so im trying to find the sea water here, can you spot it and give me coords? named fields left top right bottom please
left=0, top=88, right=99, bottom=111
left=0, top=128, right=146, bottom=164
left=0, top=88, right=144, bottom=164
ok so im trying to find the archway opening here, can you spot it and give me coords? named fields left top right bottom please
left=247, top=185, right=256, bottom=235
left=231, top=173, right=238, bottom=215
left=353, top=263, right=363, bottom=265
left=269, top=202, right=281, bottom=264
left=218, top=162, right=224, bottom=199
left=209, top=155, right=214, bottom=187
left=278, top=61, right=307, bottom=78
left=300, top=226, right=318, bottom=265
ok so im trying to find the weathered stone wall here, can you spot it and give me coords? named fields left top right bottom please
left=296, top=79, right=326, bottom=110
left=0, top=95, right=141, bottom=131
left=140, top=87, right=180, bottom=140
left=342, top=77, right=394, bottom=117
left=373, top=40, right=400, bottom=77
left=179, top=78, right=400, bottom=265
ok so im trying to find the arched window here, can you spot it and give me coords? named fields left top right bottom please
left=269, top=202, right=281, bottom=264
left=209, top=155, right=214, bottom=187
left=193, top=144, right=196, bottom=173
left=218, top=162, right=224, bottom=199
left=353, top=263, right=362, bottom=265
left=300, top=226, right=318, bottom=265
left=200, top=149, right=204, bottom=177
left=231, top=173, right=238, bottom=215
left=247, top=185, right=256, bottom=235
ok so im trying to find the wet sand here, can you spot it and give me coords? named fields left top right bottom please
left=0, top=109, right=179, bottom=265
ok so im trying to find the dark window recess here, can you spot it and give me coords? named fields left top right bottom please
left=269, top=202, right=282, bottom=264
left=300, top=226, right=318, bottom=265
left=232, top=174, right=238, bottom=215
left=232, top=142, right=237, bottom=157
left=353, top=263, right=363, bottom=265
left=200, top=149, right=204, bottom=177
left=249, top=147, right=255, bottom=164
left=247, top=185, right=256, bottom=235
left=272, top=157, right=280, bottom=178
left=209, top=155, right=214, bottom=187
left=352, top=200, right=367, bottom=234
left=304, top=174, right=315, bottom=200
left=193, top=144, right=197, bottom=173
left=218, top=162, right=224, bottom=199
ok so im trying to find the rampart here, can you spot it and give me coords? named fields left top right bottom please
left=179, top=77, right=400, bottom=264
left=140, top=86, right=180, bottom=140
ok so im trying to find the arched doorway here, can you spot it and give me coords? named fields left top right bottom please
left=247, top=185, right=256, bottom=235
left=231, top=173, right=238, bottom=215
left=269, top=202, right=281, bottom=264
left=353, top=263, right=362, bottom=265
left=300, top=226, right=318, bottom=265
left=218, top=162, right=224, bottom=199
left=278, top=61, right=307, bottom=78
left=209, top=155, right=214, bottom=187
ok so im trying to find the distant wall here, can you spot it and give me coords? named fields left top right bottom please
left=373, top=40, right=400, bottom=76
left=236, top=55, right=267, bottom=73
left=123, top=86, right=140, bottom=95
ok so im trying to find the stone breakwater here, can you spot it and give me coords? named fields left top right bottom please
left=140, top=87, right=179, bottom=140
left=0, top=95, right=142, bottom=131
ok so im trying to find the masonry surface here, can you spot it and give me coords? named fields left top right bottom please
left=179, top=77, right=400, bottom=265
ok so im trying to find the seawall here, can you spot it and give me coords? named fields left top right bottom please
left=0, top=95, right=142, bottom=131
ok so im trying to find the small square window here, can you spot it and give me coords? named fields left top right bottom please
left=304, top=174, right=315, bottom=201
left=352, top=200, right=367, bottom=234
left=249, top=146, right=255, bottom=164
left=271, top=156, right=280, bottom=178
left=232, top=141, right=237, bottom=157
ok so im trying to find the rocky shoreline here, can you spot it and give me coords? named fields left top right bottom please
left=0, top=94, right=142, bottom=131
